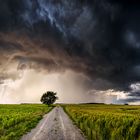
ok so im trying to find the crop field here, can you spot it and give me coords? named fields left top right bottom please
left=63, top=104, right=140, bottom=140
left=0, top=104, right=52, bottom=140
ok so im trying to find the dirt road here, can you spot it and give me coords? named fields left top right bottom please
left=21, top=106, right=86, bottom=140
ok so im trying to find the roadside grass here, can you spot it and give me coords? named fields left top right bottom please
left=62, top=104, right=140, bottom=140
left=0, top=104, right=52, bottom=140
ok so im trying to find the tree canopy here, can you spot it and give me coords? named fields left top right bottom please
left=40, top=91, right=58, bottom=105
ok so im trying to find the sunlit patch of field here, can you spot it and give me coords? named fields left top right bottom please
left=63, top=104, right=140, bottom=140
left=0, top=104, right=52, bottom=140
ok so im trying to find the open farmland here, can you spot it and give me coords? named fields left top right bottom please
left=63, top=104, right=140, bottom=140
left=0, top=104, right=52, bottom=140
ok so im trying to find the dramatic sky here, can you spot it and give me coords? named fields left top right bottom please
left=0, top=0, right=140, bottom=104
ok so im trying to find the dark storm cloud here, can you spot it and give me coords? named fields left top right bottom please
left=119, top=98, right=140, bottom=104
left=0, top=0, right=140, bottom=93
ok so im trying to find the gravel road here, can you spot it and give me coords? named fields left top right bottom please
left=21, top=106, right=86, bottom=140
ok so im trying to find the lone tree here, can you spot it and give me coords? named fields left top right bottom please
left=40, top=91, right=58, bottom=105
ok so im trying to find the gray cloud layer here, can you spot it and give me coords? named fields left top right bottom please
left=0, top=0, right=140, bottom=99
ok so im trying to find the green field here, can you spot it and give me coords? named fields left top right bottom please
left=0, top=104, right=52, bottom=140
left=63, top=104, right=140, bottom=140
left=0, top=104, right=140, bottom=140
